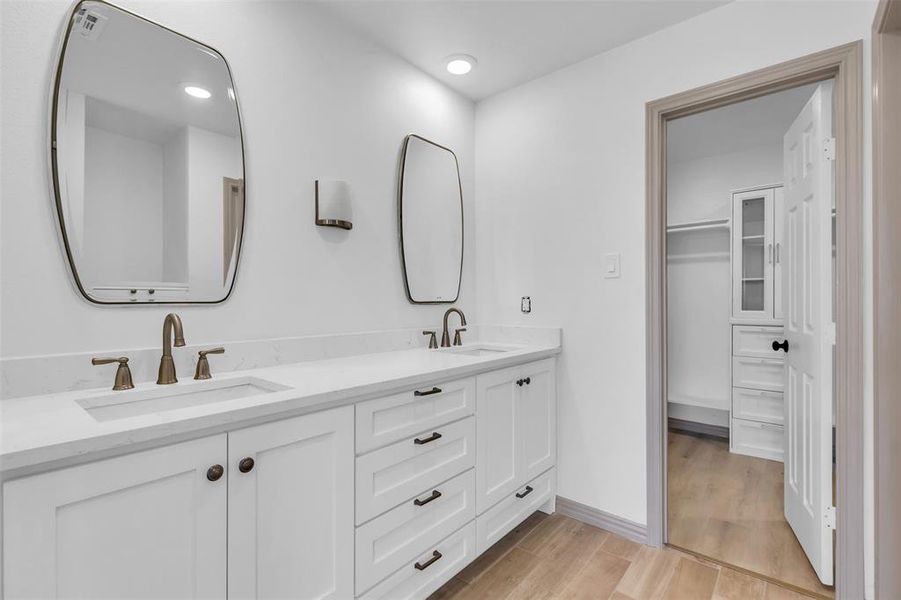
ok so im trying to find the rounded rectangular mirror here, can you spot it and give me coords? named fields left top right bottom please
left=51, top=0, right=245, bottom=304
left=398, top=135, right=464, bottom=304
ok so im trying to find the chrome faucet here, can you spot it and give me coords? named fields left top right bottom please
left=441, top=307, right=467, bottom=347
left=157, top=313, right=186, bottom=384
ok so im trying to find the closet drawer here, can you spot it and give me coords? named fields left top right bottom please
left=476, top=468, right=555, bottom=555
left=358, top=521, right=476, bottom=600
left=731, top=418, right=783, bottom=462
left=356, top=417, right=475, bottom=524
left=355, top=469, right=475, bottom=595
left=732, top=387, right=784, bottom=425
left=356, top=378, right=476, bottom=454
left=732, top=325, right=785, bottom=359
left=732, top=357, right=784, bottom=392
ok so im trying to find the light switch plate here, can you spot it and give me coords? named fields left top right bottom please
left=604, top=253, right=621, bottom=278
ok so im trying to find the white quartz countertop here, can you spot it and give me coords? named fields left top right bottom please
left=0, top=342, right=559, bottom=475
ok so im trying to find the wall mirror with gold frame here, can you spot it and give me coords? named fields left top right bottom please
left=398, top=134, right=464, bottom=304
left=51, top=0, right=245, bottom=304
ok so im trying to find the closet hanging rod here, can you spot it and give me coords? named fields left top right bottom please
left=666, top=218, right=730, bottom=233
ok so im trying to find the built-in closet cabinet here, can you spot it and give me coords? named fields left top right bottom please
left=732, top=186, right=784, bottom=323
left=475, top=359, right=556, bottom=515
left=3, top=406, right=354, bottom=600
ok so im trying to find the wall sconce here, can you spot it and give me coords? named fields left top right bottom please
left=315, top=180, right=352, bottom=230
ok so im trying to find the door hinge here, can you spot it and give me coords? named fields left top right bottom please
left=823, top=137, right=836, bottom=161
left=825, top=505, right=837, bottom=530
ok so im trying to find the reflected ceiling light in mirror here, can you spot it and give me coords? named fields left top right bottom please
left=183, top=85, right=211, bottom=99
left=445, top=54, right=476, bottom=75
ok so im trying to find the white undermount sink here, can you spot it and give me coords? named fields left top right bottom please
left=439, top=343, right=521, bottom=357
left=77, top=376, right=290, bottom=422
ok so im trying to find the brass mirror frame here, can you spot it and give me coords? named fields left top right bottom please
left=397, top=134, right=464, bottom=305
left=48, top=0, right=247, bottom=305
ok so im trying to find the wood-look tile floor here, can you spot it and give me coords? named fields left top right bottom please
left=667, top=431, right=834, bottom=599
left=429, top=512, right=818, bottom=600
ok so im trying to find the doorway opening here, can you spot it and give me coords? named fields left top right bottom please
left=645, top=42, right=864, bottom=600
left=664, top=82, right=834, bottom=598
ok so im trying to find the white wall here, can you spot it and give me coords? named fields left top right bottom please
left=474, top=1, right=875, bottom=561
left=83, top=125, right=165, bottom=286
left=0, top=0, right=475, bottom=357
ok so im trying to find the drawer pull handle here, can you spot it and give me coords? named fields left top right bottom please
left=516, top=485, right=534, bottom=499
left=772, top=339, right=789, bottom=353
left=414, top=550, right=442, bottom=571
left=414, top=387, right=442, bottom=397
left=238, top=457, right=255, bottom=473
left=414, top=490, right=442, bottom=506
left=414, top=432, right=442, bottom=445
left=516, top=377, right=531, bottom=386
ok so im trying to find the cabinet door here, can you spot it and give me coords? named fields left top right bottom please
left=517, top=359, right=556, bottom=484
left=732, top=188, right=775, bottom=320
left=3, top=435, right=227, bottom=599
left=476, top=365, right=519, bottom=514
left=228, top=406, right=354, bottom=600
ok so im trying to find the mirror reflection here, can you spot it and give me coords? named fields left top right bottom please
left=399, top=135, right=464, bottom=304
left=52, top=1, right=245, bottom=303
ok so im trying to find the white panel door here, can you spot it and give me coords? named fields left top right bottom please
left=3, top=435, right=228, bottom=599
left=516, top=359, right=556, bottom=483
left=782, top=80, right=834, bottom=586
left=228, top=406, right=354, bottom=599
left=476, top=365, right=519, bottom=514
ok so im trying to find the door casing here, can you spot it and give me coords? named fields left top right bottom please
left=645, top=42, right=864, bottom=598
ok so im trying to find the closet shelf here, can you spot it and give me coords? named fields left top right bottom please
left=666, top=217, right=730, bottom=234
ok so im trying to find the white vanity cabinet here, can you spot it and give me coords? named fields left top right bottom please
left=3, top=435, right=229, bottom=599
left=476, top=358, right=556, bottom=514
left=2, top=355, right=558, bottom=600
left=2, top=406, right=354, bottom=600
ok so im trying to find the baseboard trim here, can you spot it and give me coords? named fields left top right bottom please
left=668, top=417, right=729, bottom=440
left=555, top=496, right=648, bottom=544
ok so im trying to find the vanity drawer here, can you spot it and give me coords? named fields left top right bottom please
left=359, top=521, right=476, bottom=600
left=732, top=387, right=784, bottom=425
left=732, top=325, right=785, bottom=359
left=731, top=418, right=783, bottom=462
left=732, top=357, right=784, bottom=392
left=356, top=417, right=475, bottom=524
left=356, top=469, right=475, bottom=595
left=476, top=468, right=555, bottom=555
left=356, top=377, right=475, bottom=454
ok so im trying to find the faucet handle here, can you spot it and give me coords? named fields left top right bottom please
left=92, top=356, right=134, bottom=391
left=195, top=347, right=225, bottom=380
left=422, top=331, right=439, bottom=349
left=453, top=327, right=467, bottom=346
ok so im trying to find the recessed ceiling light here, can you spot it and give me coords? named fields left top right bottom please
left=445, top=54, right=477, bottom=75
left=184, top=85, right=211, bottom=99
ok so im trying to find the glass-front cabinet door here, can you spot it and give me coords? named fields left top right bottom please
left=732, top=188, right=776, bottom=320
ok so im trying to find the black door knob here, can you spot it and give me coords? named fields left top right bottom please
left=238, top=457, right=255, bottom=473
left=772, top=339, right=789, bottom=353
left=206, top=464, right=224, bottom=481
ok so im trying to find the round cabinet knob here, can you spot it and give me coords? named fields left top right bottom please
left=238, top=457, right=255, bottom=473
left=206, top=464, right=224, bottom=481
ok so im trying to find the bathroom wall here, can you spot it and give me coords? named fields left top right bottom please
left=474, top=2, right=875, bottom=594
left=0, top=0, right=475, bottom=359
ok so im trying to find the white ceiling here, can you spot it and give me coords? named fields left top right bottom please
left=667, top=83, right=820, bottom=162
left=317, top=1, right=731, bottom=101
